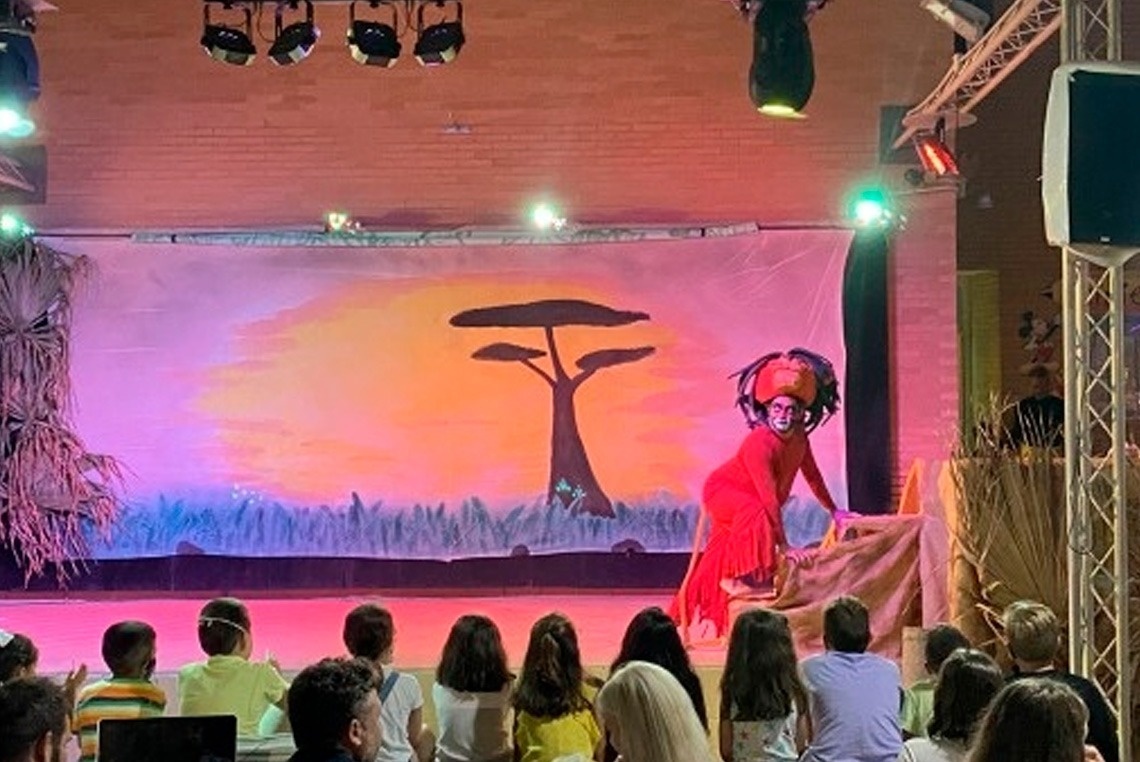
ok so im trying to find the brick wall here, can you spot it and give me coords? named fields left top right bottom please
left=31, top=0, right=950, bottom=230
left=26, top=0, right=959, bottom=478
left=892, top=190, right=960, bottom=475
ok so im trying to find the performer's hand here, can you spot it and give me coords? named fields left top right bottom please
left=831, top=509, right=855, bottom=539
left=785, top=547, right=816, bottom=567
left=1083, top=746, right=1105, bottom=762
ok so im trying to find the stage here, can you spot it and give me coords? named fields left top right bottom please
left=0, top=592, right=730, bottom=676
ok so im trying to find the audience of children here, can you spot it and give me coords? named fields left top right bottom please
left=1002, top=600, right=1119, bottom=762
left=596, top=661, right=715, bottom=762
left=897, top=649, right=1002, bottom=762
left=718, top=609, right=808, bottom=762
left=432, top=614, right=514, bottom=762
left=286, top=657, right=382, bottom=762
left=178, top=596, right=289, bottom=736
left=899, top=624, right=970, bottom=739
left=343, top=603, right=436, bottom=762
left=0, top=594, right=1128, bottom=762
left=800, top=595, right=903, bottom=762
left=512, top=612, right=601, bottom=762
left=73, top=621, right=167, bottom=762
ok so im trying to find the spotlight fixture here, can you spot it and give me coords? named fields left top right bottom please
left=414, top=0, right=464, bottom=67
left=913, top=118, right=959, bottom=177
left=849, top=187, right=900, bottom=229
left=919, top=0, right=990, bottom=44
left=0, top=210, right=32, bottom=238
left=347, top=0, right=401, bottom=67
left=749, top=0, right=815, bottom=117
left=201, top=2, right=257, bottom=66
left=324, top=210, right=360, bottom=232
left=0, top=4, right=39, bottom=137
left=269, top=0, right=320, bottom=66
left=530, top=203, right=567, bottom=232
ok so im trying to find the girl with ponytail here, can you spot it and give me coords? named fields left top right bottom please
left=512, top=613, right=601, bottom=762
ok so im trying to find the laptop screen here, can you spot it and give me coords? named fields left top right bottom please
left=97, top=715, right=238, bottom=762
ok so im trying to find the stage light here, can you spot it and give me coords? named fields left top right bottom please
left=201, top=3, right=257, bottom=66
left=914, top=134, right=959, bottom=177
left=0, top=210, right=32, bottom=238
left=347, top=0, right=401, bottom=67
left=531, top=203, right=566, bottom=232
left=0, top=7, right=40, bottom=138
left=324, top=210, right=362, bottom=232
left=850, top=188, right=896, bottom=228
left=919, top=0, right=990, bottom=44
left=750, top=0, right=815, bottom=117
left=414, top=0, right=464, bottom=67
left=0, top=103, right=34, bottom=138
left=269, top=1, right=319, bottom=66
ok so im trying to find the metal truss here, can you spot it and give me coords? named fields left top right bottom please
left=1063, top=249, right=1135, bottom=762
left=1060, top=3, right=1129, bottom=759
left=892, top=0, right=1062, bottom=148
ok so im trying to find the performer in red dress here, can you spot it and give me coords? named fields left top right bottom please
left=671, top=348, right=841, bottom=636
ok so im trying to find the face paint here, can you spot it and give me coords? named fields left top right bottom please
left=766, top=396, right=804, bottom=434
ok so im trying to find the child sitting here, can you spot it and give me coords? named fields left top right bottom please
left=178, top=597, right=288, bottom=736
left=800, top=596, right=902, bottom=762
left=719, top=609, right=807, bottom=762
left=344, top=603, right=435, bottom=762
left=433, top=614, right=514, bottom=762
left=74, top=621, right=167, bottom=762
left=900, top=623, right=970, bottom=738
left=512, top=613, right=601, bottom=762
left=0, top=629, right=87, bottom=713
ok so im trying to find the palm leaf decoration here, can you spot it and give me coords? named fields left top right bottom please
left=0, top=237, right=121, bottom=581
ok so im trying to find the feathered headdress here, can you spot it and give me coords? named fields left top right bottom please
left=733, top=347, right=839, bottom=433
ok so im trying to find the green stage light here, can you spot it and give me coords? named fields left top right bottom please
left=850, top=188, right=894, bottom=228
left=0, top=211, right=33, bottom=238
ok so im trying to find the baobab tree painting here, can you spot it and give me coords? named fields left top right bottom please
left=450, top=299, right=655, bottom=518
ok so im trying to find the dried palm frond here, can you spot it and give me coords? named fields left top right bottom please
left=0, top=237, right=120, bottom=582
left=949, top=395, right=1068, bottom=650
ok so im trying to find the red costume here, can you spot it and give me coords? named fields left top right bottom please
left=671, top=349, right=840, bottom=635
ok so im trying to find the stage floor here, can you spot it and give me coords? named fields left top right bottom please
left=0, top=592, right=730, bottom=676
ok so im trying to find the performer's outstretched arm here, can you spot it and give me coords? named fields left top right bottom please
left=799, top=439, right=837, bottom=512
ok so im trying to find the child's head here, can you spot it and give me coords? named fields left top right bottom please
left=611, top=607, right=694, bottom=680
left=343, top=604, right=394, bottom=664
left=927, top=648, right=1002, bottom=743
left=721, top=609, right=804, bottom=722
left=924, top=623, right=971, bottom=675
left=102, top=621, right=157, bottom=679
left=0, top=631, right=38, bottom=683
left=197, top=598, right=252, bottom=658
left=1002, top=600, right=1060, bottom=669
left=822, top=595, right=871, bottom=653
left=436, top=614, right=511, bottom=693
left=967, top=678, right=1088, bottom=762
left=597, top=661, right=713, bottom=762
left=513, top=612, right=587, bottom=718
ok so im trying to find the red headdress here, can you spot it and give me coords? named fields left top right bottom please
left=734, top=348, right=839, bottom=433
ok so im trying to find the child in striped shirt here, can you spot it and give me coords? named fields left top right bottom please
left=74, top=621, right=167, bottom=762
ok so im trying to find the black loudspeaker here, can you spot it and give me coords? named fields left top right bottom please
left=1043, top=63, right=1140, bottom=249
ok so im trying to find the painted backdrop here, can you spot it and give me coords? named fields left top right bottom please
left=60, top=230, right=851, bottom=559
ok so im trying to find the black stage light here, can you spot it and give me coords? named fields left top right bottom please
left=414, top=0, right=464, bottom=67
left=201, top=3, right=256, bottom=66
left=269, top=0, right=320, bottom=66
left=749, top=0, right=814, bottom=117
left=347, top=0, right=401, bottom=67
